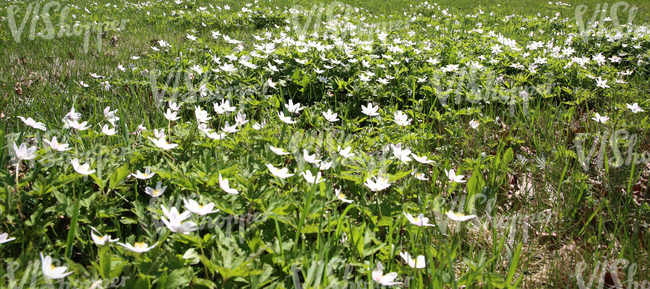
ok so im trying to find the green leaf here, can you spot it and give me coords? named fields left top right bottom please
left=99, top=246, right=111, bottom=280
left=501, top=148, right=513, bottom=173
left=156, top=271, right=168, bottom=289
left=506, top=243, right=524, bottom=289
left=64, top=201, right=80, bottom=259
left=199, top=255, right=217, bottom=275
left=136, top=274, right=152, bottom=289
left=163, top=269, right=189, bottom=289
left=389, top=169, right=413, bottom=182
left=90, top=174, right=105, bottom=191
left=192, top=277, right=217, bottom=289
left=109, top=164, right=131, bottom=190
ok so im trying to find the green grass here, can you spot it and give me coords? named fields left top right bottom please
left=0, top=0, right=649, bottom=288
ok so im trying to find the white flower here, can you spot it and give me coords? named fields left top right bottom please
left=403, top=212, right=435, bottom=227
left=301, top=170, right=324, bottom=184
left=40, top=253, right=74, bottom=279
left=144, top=181, right=167, bottom=198
left=361, top=103, right=380, bottom=117
left=195, top=106, right=212, bottom=123
left=372, top=262, right=401, bottom=286
left=266, top=164, right=294, bottom=178
left=103, top=107, right=119, bottom=125
left=69, top=120, right=91, bottom=131
left=469, top=119, right=480, bottom=130
left=117, top=241, right=158, bottom=253
left=262, top=78, right=276, bottom=89
left=131, top=167, right=155, bottom=180
left=394, top=110, right=412, bottom=126
left=219, top=174, right=239, bottom=194
left=412, top=171, right=429, bottom=181
left=445, top=169, right=466, bottom=183
left=595, top=77, right=610, bottom=89
left=446, top=211, right=477, bottom=222
left=101, top=124, right=116, bottom=136
left=183, top=199, right=220, bottom=215
left=278, top=111, right=296, bottom=124
left=270, top=146, right=289, bottom=155
left=220, top=63, right=236, bottom=73
left=206, top=131, right=226, bottom=140
left=322, top=109, right=339, bottom=122
left=285, top=100, right=304, bottom=114
left=399, top=252, right=426, bottom=269
left=391, top=143, right=412, bottom=163
left=319, top=161, right=333, bottom=170
left=161, top=213, right=197, bottom=234
left=164, top=109, right=181, bottom=121
left=0, top=232, right=16, bottom=244
left=148, top=137, right=178, bottom=150
left=338, top=146, right=355, bottom=158
left=302, top=149, right=321, bottom=164
left=215, top=99, right=236, bottom=114
left=364, top=175, right=391, bottom=192
left=62, top=107, right=82, bottom=125
left=593, top=53, right=606, bottom=66
left=411, top=154, right=434, bottom=164
left=335, top=187, right=353, bottom=203
left=627, top=103, right=644, bottom=114
left=592, top=113, right=609, bottom=124
left=12, top=142, right=37, bottom=160
left=169, top=101, right=181, bottom=111
left=252, top=120, right=266, bottom=130
left=159, top=205, right=197, bottom=234
left=222, top=122, right=238, bottom=133
left=90, top=228, right=119, bottom=246
left=100, top=81, right=111, bottom=91
left=154, top=129, right=166, bottom=139
left=235, top=112, right=248, bottom=126
left=71, top=158, right=95, bottom=175
left=161, top=205, right=191, bottom=223
left=17, top=116, right=46, bottom=131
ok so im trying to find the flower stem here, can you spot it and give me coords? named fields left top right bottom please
left=15, top=162, right=24, bottom=219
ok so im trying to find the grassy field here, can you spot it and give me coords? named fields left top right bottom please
left=1, top=0, right=649, bottom=288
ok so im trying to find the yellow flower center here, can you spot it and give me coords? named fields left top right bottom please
left=51, top=265, right=56, bottom=270
left=413, top=217, right=420, bottom=223
left=134, top=242, right=145, bottom=249
left=454, top=212, right=465, bottom=217
left=198, top=205, right=204, bottom=209
left=339, top=193, right=346, bottom=199
left=142, top=173, right=148, bottom=177
left=152, top=189, right=160, bottom=196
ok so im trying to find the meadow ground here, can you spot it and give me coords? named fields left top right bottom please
left=0, top=0, right=649, bottom=288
